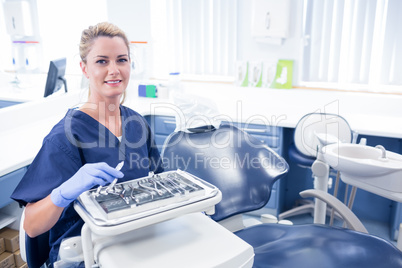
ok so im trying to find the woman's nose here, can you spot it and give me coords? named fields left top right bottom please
left=108, top=62, right=120, bottom=75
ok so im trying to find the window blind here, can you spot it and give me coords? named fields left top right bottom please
left=301, top=0, right=402, bottom=92
left=151, top=0, right=237, bottom=78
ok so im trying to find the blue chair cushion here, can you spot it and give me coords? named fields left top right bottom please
left=162, top=125, right=288, bottom=221
left=288, top=143, right=315, bottom=167
left=235, top=224, right=402, bottom=268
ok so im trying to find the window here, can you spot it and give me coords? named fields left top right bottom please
left=150, top=0, right=237, bottom=80
left=301, top=0, right=402, bottom=93
left=0, top=0, right=108, bottom=75
left=36, top=0, right=108, bottom=75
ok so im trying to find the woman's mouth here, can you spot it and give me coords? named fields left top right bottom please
left=105, top=80, right=122, bottom=84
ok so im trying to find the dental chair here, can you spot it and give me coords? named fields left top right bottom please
left=279, top=113, right=352, bottom=224
left=161, top=123, right=402, bottom=267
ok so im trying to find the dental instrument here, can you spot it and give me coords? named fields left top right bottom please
left=105, top=161, right=124, bottom=194
left=94, top=161, right=124, bottom=197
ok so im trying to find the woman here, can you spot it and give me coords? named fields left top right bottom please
left=11, top=22, right=163, bottom=266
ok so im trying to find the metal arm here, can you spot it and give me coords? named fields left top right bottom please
left=300, top=189, right=368, bottom=233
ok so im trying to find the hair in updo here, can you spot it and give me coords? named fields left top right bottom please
left=79, top=22, right=130, bottom=63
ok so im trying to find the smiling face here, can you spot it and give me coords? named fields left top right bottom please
left=80, top=36, right=131, bottom=103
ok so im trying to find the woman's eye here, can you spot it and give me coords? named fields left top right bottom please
left=118, top=58, right=128, bottom=63
left=96, top=59, right=107, bottom=64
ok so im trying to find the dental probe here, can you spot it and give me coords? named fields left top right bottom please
left=94, top=161, right=124, bottom=196
left=106, top=161, right=125, bottom=193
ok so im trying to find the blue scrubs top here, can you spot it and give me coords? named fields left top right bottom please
left=11, top=105, right=164, bottom=265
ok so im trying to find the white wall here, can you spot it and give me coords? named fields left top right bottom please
left=237, top=0, right=304, bottom=84
left=36, top=0, right=108, bottom=75
left=106, top=0, right=153, bottom=78
left=106, top=0, right=151, bottom=42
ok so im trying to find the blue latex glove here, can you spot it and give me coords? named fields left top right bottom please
left=51, top=162, right=124, bottom=207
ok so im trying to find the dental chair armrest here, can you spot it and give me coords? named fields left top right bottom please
left=300, top=189, right=368, bottom=233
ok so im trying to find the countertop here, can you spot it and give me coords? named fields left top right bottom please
left=1, top=79, right=401, bottom=177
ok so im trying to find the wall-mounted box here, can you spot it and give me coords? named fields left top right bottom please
left=3, top=0, right=33, bottom=36
left=252, top=0, right=291, bottom=44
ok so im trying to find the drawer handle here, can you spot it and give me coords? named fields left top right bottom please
left=163, top=120, right=176, bottom=125
left=241, top=128, right=268, bottom=133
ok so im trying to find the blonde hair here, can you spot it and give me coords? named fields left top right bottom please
left=79, top=22, right=130, bottom=103
left=80, top=22, right=130, bottom=63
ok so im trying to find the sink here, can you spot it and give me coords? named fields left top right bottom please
left=323, top=143, right=402, bottom=193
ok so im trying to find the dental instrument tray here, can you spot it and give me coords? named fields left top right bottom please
left=74, top=169, right=221, bottom=228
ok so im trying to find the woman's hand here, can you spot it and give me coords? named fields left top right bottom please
left=51, top=162, right=124, bottom=207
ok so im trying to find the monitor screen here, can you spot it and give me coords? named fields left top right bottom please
left=44, top=58, right=67, bottom=97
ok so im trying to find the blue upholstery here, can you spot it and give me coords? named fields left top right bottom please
left=288, top=143, right=315, bottom=167
left=162, top=124, right=288, bottom=221
left=25, top=231, right=50, bottom=268
left=162, top=124, right=402, bottom=268
left=236, top=224, right=402, bottom=268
